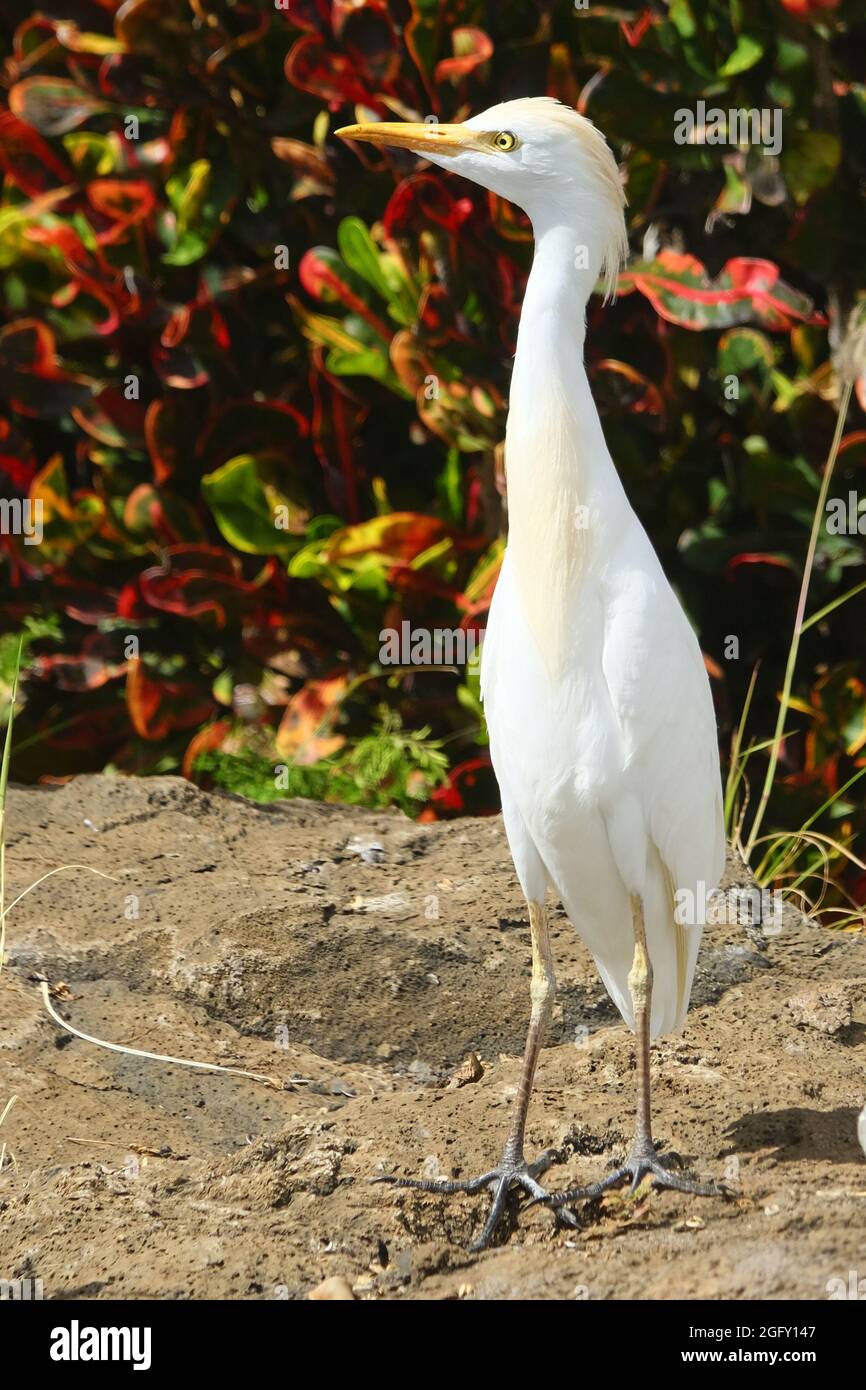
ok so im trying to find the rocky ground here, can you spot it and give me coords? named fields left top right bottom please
left=1, top=775, right=864, bottom=1301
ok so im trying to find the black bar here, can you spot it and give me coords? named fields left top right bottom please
left=5, top=1296, right=859, bottom=1374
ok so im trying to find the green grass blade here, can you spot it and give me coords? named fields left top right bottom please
left=744, top=379, right=853, bottom=861
left=802, top=579, right=866, bottom=633
left=724, top=662, right=760, bottom=833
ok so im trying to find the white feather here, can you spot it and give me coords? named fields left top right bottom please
left=473, top=101, right=725, bottom=1039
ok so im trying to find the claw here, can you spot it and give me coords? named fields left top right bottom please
left=371, top=1169, right=500, bottom=1197
left=532, top=1147, right=730, bottom=1215
left=372, top=1151, right=577, bottom=1249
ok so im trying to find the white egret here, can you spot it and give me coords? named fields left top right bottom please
left=338, top=99, right=726, bottom=1248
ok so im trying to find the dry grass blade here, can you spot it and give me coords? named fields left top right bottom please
left=39, top=982, right=283, bottom=1090
left=0, top=636, right=23, bottom=979
left=0, top=1093, right=18, bottom=1173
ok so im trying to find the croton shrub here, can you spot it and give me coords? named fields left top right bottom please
left=0, top=2, right=864, bottom=911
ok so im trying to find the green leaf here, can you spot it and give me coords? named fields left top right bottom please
left=202, top=455, right=307, bottom=554
left=717, top=328, right=775, bottom=376
left=62, top=132, right=119, bottom=177
left=9, top=77, right=109, bottom=136
left=718, top=35, right=763, bottom=78
left=436, top=447, right=463, bottom=524
left=325, top=345, right=397, bottom=384
left=668, top=0, right=696, bottom=39
left=337, top=217, right=391, bottom=300
left=781, top=131, right=841, bottom=206
left=161, top=158, right=240, bottom=266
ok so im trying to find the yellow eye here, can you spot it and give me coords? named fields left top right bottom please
left=493, top=130, right=518, bottom=152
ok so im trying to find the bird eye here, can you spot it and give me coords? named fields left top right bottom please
left=493, top=131, right=518, bottom=152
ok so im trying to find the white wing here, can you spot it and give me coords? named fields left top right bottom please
left=600, top=532, right=726, bottom=932
left=584, top=531, right=724, bottom=1034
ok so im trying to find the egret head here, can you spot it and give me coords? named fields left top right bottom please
left=337, top=97, right=627, bottom=297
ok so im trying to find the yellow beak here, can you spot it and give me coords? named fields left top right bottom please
left=335, top=121, right=486, bottom=157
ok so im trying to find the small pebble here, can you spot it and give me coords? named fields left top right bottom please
left=308, top=1276, right=356, bottom=1301
left=786, top=985, right=852, bottom=1036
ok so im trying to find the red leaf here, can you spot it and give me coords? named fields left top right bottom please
left=618, top=251, right=824, bottom=332
left=779, top=0, right=838, bottom=16
left=725, top=552, right=798, bottom=580
left=50, top=572, right=121, bottom=624
left=337, top=1, right=402, bottom=90
left=32, top=635, right=125, bottom=692
left=299, top=248, right=393, bottom=340
left=384, top=173, right=474, bottom=237
left=310, top=360, right=363, bottom=521
left=429, top=756, right=494, bottom=817
left=25, top=221, right=96, bottom=272
left=0, top=416, right=37, bottom=492
left=620, top=8, right=654, bottom=47
left=51, top=271, right=123, bottom=336
left=88, top=179, right=157, bottom=244
left=198, top=397, right=307, bottom=469
left=285, top=34, right=380, bottom=110
left=145, top=394, right=203, bottom=486
left=137, top=545, right=272, bottom=627
left=278, top=2, right=332, bottom=35
left=387, top=565, right=461, bottom=601
left=434, top=27, right=493, bottom=82
left=0, top=319, right=92, bottom=417
left=151, top=298, right=229, bottom=387
left=183, top=720, right=233, bottom=780
left=837, top=430, right=866, bottom=462
left=593, top=358, right=665, bottom=419
left=71, top=386, right=147, bottom=447
left=9, top=76, right=108, bottom=136
left=275, top=673, right=349, bottom=763
left=126, top=659, right=214, bottom=741
left=0, top=111, right=74, bottom=196
left=0, top=318, right=57, bottom=374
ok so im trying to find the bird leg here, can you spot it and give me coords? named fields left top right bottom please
left=537, top=894, right=726, bottom=1212
left=373, top=900, right=577, bottom=1250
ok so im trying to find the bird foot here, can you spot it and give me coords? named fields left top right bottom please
left=373, top=1148, right=580, bottom=1251
left=533, top=1141, right=728, bottom=1213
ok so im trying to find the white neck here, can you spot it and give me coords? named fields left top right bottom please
left=502, top=212, right=631, bottom=670
left=519, top=216, right=600, bottom=344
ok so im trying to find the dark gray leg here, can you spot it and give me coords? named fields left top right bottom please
left=537, top=895, right=726, bottom=1210
left=374, top=900, right=577, bottom=1249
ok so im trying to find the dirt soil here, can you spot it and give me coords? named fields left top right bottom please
left=1, top=775, right=864, bottom=1301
